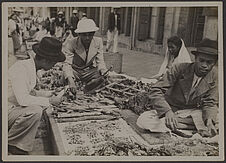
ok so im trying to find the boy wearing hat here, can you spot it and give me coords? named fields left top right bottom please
left=136, top=38, right=218, bottom=137
left=8, top=37, right=65, bottom=154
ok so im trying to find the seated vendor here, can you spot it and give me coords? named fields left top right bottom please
left=8, top=37, right=66, bottom=155
left=141, top=36, right=192, bottom=84
left=136, top=38, right=218, bottom=138
left=63, top=19, right=116, bottom=94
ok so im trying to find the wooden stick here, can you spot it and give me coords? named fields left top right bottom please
left=56, top=115, right=117, bottom=123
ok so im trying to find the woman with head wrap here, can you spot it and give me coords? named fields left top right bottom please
left=141, top=36, right=192, bottom=84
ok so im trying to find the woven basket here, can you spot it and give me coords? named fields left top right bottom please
left=103, top=52, right=123, bottom=73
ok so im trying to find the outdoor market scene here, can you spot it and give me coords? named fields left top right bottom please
left=7, top=6, right=220, bottom=157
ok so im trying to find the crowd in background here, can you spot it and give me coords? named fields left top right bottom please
left=8, top=7, right=87, bottom=57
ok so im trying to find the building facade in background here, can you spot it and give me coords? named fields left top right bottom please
left=8, top=6, right=218, bottom=55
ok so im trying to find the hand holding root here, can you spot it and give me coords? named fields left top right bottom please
left=206, top=119, right=218, bottom=137
left=165, top=110, right=178, bottom=131
left=49, top=95, right=63, bottom=106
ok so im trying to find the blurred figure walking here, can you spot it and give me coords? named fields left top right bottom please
left=106, top=7, right=121, bottom=53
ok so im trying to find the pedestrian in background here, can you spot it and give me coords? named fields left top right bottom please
left=70, top=9, right=79, bottom=32
left=54, top=11, right=67, bottom=38
left=11, top=7, right=24, bottom=54
left=81, top=12, right=87, bottom=20
left=33, top=21, right=51, bottom=42
left=106, top=7, right=121, bottom=53
left=8, top=13, right=18, bottom=56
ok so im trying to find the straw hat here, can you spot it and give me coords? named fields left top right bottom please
left=58, top=11, right=63, bottom=15
left=72, top=9, right=78, bottom=14
left=75, top=19, right=99, bottom=33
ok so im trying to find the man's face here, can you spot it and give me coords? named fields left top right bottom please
left=79, top=32, right=95, bottom=45
left=194, top=53, right=217, bottom=77
left=42, top=59, right=57, bottom=71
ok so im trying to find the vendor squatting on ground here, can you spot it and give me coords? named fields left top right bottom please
left=8, top=16, right=219, bottom=154
left=137, top=39, right=218, bottom=137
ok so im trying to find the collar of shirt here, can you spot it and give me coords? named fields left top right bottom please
left=192, top=73, right=202, bottom=88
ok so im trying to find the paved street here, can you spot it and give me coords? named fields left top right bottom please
left=119, top=47, right=164, bottom=79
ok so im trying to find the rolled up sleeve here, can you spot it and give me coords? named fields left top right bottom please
left=9, top=65, right=50, bottom=107
left=202, top=75, right=218, bottom=123
left=62, top=40, right=75, bottom=79
left=95, top=38, right=107, bottom=72
left=148, top=64, right=182, bottom=117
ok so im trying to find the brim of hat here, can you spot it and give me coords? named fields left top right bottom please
left=75, top=27, right=99, bottom=33
left=32, top=43, right=66, bottom=62
left=191, top=50, right=218, bottom=57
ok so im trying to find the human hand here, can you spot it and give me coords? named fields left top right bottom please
left=206, top=119, right=218, bottom=136
left=49, top=95, right=63, bottom=106
left=165, top=110, right=178, bottom=131
left=68, top=77, right=77, bottom=95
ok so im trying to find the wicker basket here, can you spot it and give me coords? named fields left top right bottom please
left=103, top=52, right=123, bottom=73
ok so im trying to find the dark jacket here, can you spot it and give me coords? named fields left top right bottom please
left=55, top=17, right=66, bottom=27
left=70, top=16, right=79, bottom=29
left=148, top=63, right=218, bottom=123
left=108, top=12, right=120, bottom=33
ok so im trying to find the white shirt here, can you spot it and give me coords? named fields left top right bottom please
left=8, top=57, right=50, bottom=107
left=192, top=73, right=202, bottom=88
left=114, top=14, right=117, bottom=27
left=8, top=19, right=17, bottom=36
left=34, top=29, right=51, bottom=42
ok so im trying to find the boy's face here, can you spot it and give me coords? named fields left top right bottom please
left=41, top=59, right=57, bottom=71
left=194, top=53, right=217, bottom=77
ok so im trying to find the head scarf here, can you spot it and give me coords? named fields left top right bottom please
left=156, top=39, right=192, bottom=77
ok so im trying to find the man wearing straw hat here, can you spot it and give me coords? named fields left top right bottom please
left=136, top=38, right=219, bottom=138
left=62, top=18, right=110, bottom=94
left=106, top=7, right=121, bottom=53
left=8, top=37, right=66, bottom=154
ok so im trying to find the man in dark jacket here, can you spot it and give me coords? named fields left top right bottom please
left=54, top=11, right=67, bottom=38
left=106, top=7, right=120, bottom=53
left=136, top=38, right=219, bottom=137
left=70, top=10, right=79, bottom=30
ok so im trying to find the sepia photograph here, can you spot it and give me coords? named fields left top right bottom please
left=2, top=1, right=224, bottom=161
